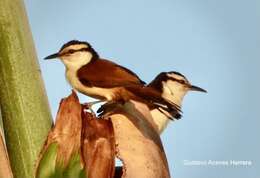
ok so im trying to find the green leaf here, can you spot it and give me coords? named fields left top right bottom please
left=63, top=154, right=86, bottom=178
left=36, top=143, right=60, bottom=178
left=36, top=143, right=86, bottom=178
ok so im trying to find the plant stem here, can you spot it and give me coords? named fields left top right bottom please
left=0, top=0, right=52, bottom=177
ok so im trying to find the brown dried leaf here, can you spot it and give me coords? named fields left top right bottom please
left=81, top=112, right=115, bottom=178
left=0, top=129, right=13, bottom=178
left=107, top=101, right=171, bottom=178
left=36, top=91, right=116, bottom=178
left=36, top=91, right=169, bottom=178
left=36, top=91, right=82, bottom=169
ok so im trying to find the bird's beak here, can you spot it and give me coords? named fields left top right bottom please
left=189, top=85, right=207, bottom=93
left=44, top=52, right=59, bottom=60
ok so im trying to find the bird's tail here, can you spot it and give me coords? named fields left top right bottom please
left=126, top=86, right=182, bottom=115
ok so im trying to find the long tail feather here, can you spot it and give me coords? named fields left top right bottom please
left=126, top=86, right=182, bottom=114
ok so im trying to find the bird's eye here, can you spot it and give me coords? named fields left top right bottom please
left=179, top=80, right=185, bottom=84
left=68, top=49, right=74, bottom=54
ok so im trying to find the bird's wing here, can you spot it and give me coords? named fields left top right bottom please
left=77, top=59, right=146, bottom=88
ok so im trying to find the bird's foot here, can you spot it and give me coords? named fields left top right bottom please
left=82, top=100, right=104, bottom=116
left=97, top=100, right=125, bottom=116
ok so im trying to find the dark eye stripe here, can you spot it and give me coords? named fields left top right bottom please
left=79, top=48, right=89, bottom=52
left=168, top=77, right=187, bottom=84
left=63, top=48, right=90, bottom=55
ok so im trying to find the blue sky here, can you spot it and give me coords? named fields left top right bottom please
left=24, top=0, right=259, bottom=177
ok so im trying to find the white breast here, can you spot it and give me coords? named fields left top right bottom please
left=150, top=108, right=173, bottom=134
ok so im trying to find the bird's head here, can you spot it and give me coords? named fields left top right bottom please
left=149, top=71, right=207, bottom=105
left=164, top=71, right=206, bottom=93
left=44, top=40, right=99, bottom=69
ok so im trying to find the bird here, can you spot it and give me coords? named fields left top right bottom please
left=148, top=71, right=207, bottom=134
left=44, top=40, right=181, bottom=114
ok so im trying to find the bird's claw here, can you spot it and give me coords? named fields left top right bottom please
left=82, top=103, right=96, bottom=116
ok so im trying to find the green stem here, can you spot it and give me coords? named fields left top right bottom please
left=0, top=0, right=52, bottom=177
